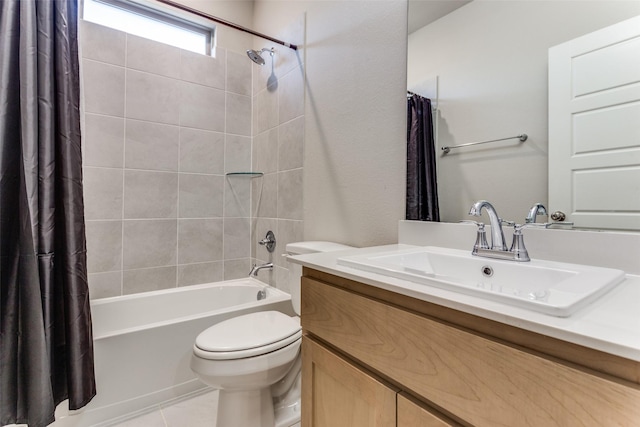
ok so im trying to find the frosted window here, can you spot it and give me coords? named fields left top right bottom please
left=83, top=0, right=212, bottom=55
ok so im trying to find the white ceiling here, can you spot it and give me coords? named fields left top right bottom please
left=407, top=0, right=472, bottom=34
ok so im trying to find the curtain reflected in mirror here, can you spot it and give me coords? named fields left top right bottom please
left=406, top=93, right=439, bottom=222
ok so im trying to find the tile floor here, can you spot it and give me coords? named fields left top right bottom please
left=107, top=390, right=301, bottom=427
left=108, top=390, right=219, bottom=427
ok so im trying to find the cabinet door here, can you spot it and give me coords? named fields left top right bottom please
left=397, top=393, right=458, bottom=427
left=302, top=337, right=397, bottom=427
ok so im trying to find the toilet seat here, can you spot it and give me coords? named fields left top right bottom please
left=194, top=311, right=301, bottom=360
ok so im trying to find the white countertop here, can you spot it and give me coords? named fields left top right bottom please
left=290, top=244, right=640, bottom=362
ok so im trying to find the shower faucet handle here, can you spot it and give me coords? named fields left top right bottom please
left=258, top=230, right=276, bottom=253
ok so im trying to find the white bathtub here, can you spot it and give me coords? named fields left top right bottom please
left=52, top=278, right=294, bottom=427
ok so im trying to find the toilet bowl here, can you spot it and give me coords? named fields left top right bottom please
left=190, top=241, right=353, bottom=427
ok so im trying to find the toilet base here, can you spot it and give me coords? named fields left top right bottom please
left=217, top=388, right=275, bottom=427
left=273, top=368, right=301, bottom=427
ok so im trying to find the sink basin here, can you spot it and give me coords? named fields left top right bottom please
left=337, top=246, right=625, bottom=316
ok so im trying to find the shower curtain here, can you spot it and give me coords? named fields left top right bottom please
left=406, top=93, right=440, bottom=221
left=0, top=1, right=96, bottom=426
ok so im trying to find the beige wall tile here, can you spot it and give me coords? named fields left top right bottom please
left=224, top=217, right=250, bottom=259
left=278, top=116, right=304, bottom=171
left=226, top=51, right=252, bottom=96
left=275, top=219, right=303, bottom=268
left=178, top=261, right=224, bottom=287
left=178, top=219, right=223, bottom=264
left=123, top=266, right=177, bottom=294
left=83, top=60, right=125, bottom=116
left=88, top=271, right=122, bottom=300
left=179, top=128, right=225, bottom=174
left=86, top=220, right=122, bottom=273
left=126, top=70, right=181, bottom=125
left=277, top=168, right=303, bottom=220
left=226, top=93, right=251, bottom=136
left=278, top=67, right=304, bottom=124
left=83, top=113, right=124, bottom=168
left=274, top=265, right=291, bottom=293
left=254, top=129, right=278, bottom=174
left=124, top=170, right=178, bottom=219
left=224, top=178, right=251, bottom=218
left=178, top=174, right=224, bottom=218
left=123, top=219, right=177, bottom=269
left=181, top=49, right=225, bottom=89
left=252, top=172, right=277, bottom=218
left=179, top=82, right=225, bottom=131
left=80, top=20, right=126, bottom=66
left=256, top=87, right=278, bottom=133
left=224, top=258, right=251, bottom=280
left=83, top=167, right=123, bottom=220
left=126, top=34, right=181, bottom=79
left=81, top=18, right=305, bottom=294
left=125, top=120, right=179, bottom=171
left=224, top=135, right=251, bottom=173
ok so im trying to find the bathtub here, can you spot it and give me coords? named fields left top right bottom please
left=52, top=278, right=294, bottom=427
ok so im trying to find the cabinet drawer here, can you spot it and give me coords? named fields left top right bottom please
left=302, top=336, right=397, bottom=427
left=301, top=277, right=640, bottom=426
left=397, top=393, right=460, bottom=427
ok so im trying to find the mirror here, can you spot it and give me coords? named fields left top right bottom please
left=406, top=0, right=640, bottom=229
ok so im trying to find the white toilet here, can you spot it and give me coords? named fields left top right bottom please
left=190, top=241, right=353, bottom=427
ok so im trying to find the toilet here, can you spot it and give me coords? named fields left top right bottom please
left=190, top=241, right=353, bottom=427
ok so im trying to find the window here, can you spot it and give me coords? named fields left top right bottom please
left=83, top=0, right=214, bottom=55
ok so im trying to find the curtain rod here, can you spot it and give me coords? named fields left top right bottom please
left=154, top=0, right=299, bottom=51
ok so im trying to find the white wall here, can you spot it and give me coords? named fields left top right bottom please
left=254, top=0, right=409, bottom=247
left=408, top=1, right=640, bottom=224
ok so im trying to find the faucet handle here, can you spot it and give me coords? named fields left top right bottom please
left=258, top=230, right=276, bottom=253
left=500, top=219, right=515, bottom=227
left=509, top=224, right=531, bottom=261
left=459, top=220, right=489, bottom=251
left=512, top=222, right=540, bottom=233
left=459, top=220, right=484, bottom=228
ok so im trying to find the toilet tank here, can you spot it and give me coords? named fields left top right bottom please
left=285, top=241, right=354, bottom=315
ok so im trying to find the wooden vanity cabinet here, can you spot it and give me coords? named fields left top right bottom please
left=300, top=268, right=640, bottom=427
left=301, top=337, right=397, bottom=427
left=302, top=336, right=458, bottom=427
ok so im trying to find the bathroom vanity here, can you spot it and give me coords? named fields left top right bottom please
left=300, top=268, right=640, bottom=426
left=294, top=222, right=640, bottom=426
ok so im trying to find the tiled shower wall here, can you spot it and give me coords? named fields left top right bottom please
left=81, top=20, right=254, bottom=299
left=250, top=17, right=305, bottom=293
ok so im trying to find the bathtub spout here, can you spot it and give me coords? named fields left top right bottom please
left=250, top=262, right=273, bottom=277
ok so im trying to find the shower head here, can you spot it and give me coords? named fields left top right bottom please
left=246, top=47, right=274, bottom=65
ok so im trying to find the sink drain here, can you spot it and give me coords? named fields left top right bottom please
left=481, top=265, right=494, bottom=277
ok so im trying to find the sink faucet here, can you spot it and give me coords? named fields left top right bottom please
left=467, top=200, right=534, bottom=262
left=468, top=200, right=507, bottom=251
left=249, top=262, right=273, bottom=277
left=526, top=202, right=547, bottom=223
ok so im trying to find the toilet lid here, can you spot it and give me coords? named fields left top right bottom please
left=195, top=311, right=301, bottom=358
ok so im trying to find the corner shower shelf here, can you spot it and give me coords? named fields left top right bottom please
left=226, top=172, right=264, bottom=178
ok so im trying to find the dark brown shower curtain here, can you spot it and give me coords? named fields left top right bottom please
left=0, top=1, right=96, bottom=426
left=406, top=94, right=439, bottom=221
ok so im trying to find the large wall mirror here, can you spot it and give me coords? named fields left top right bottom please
left=407, top=0, right=640, bottom=230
